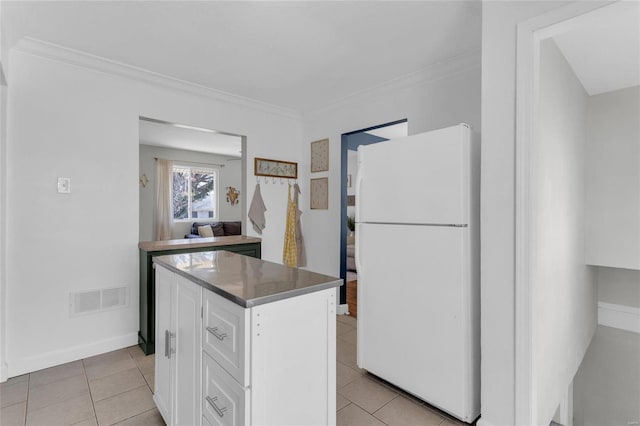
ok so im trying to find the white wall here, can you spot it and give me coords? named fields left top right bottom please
left=480, top=2, right=574, bottom=425
left=533, top=38, right=597, bottom=426
left=0, top=0, right=7, bottom=381
left=0, top=0, right=8, bottom=82
left=597, top=267, right=640, bottom=308
left=573, top=267, right=640, bottom=425
left=573, top=325, right=640, bottom=426
left=5, top=45, right=302, bottom=376
left=585, top=86, right=640, bottom=270
left=138, top=144, right=243, bottom=241
left=300, top=54, right=480, bottom=279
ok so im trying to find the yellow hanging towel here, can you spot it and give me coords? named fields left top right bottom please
left=283, top=183, right=298, bottom=267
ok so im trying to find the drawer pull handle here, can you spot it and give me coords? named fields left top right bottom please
left=206, top=396, right=228, bottom=417
left=206, top=326, right=227, bottom=341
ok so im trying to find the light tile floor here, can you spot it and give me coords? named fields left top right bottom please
left=0, top=315, right=471, bottom=426
left=0, top=345, right=162, bottom=426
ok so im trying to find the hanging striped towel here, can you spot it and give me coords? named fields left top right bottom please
left=283, top=184, right=298, bottom=267
left=293, top=183, right=306, bottom=267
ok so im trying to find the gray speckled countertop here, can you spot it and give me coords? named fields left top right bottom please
left=153, top=250, right=342, bottom=308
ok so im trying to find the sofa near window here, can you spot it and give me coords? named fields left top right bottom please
left=184, top=221, right=242, bottom=238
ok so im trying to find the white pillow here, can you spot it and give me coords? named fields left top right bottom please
left=198, top=225, right=214, bottom=238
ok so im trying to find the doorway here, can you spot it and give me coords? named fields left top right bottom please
left=515, top=2, right=639, bottom=425
left=339, top=119, right=408, bottom=313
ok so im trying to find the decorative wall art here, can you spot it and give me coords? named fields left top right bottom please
left=139, top=174, right=149, bottom=188
left=226, top=186, right=240, bottom=205
left=310, top=177, right=329, bottom=210
left=254, top=157, right=298, bottom=179
left=310, top=138, right=329, bottom=173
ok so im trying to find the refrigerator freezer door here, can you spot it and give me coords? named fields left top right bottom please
left=357, top=124, right=471, bottom=225
left=356, top=223, right=478, bottom=421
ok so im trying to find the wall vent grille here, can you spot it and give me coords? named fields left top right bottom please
left=70, top=287, right=128, bottom=316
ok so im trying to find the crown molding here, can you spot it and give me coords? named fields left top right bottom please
left=13, top=37, right=301, bottom=120
left=12, top=37, right=481, bottom=122
left=304, top=48, right=481, bottom=118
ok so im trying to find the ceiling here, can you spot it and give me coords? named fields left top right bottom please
left=139, top=118, right=242, bottom=157
left=553, top=1, right=639, bottom=96
left=2, top=1, right=482, bottom=112
left=3, top=2, right=636, bottom=154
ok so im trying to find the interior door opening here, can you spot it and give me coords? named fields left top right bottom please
left=339, top=119, right=408, bottom=312
left=138, top=117, right=247, bottom=242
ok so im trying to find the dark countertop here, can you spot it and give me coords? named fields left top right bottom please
left=153, top=250, right=342, bottom=308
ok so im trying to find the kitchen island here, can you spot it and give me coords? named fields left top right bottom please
left=153, top=250, right=341, bottom=426
left=138, top=235, right=262, bottom=355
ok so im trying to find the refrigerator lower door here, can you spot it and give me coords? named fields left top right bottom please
left=356, top=223, right=479, bottom=422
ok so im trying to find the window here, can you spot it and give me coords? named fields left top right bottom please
left=172, top=165, right=218, bottom=221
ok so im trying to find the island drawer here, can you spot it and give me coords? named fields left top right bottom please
left=202, top=289, right=250, bottom=386
left=203, top=352, right=250, bottom=426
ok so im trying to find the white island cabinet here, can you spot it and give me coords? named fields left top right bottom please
left=154, top=250, right=341, bottom=426
left=155, top=265, right=202, bottom=426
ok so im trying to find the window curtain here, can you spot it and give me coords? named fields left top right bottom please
left=155, top=158, right=174, bottom=240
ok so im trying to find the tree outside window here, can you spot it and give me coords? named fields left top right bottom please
left=172, top=166, right=217, bottom=220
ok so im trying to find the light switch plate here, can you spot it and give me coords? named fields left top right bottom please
left=57, top=177, right=71, bottom=194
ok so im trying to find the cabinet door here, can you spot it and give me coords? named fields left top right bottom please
left=154, top=266, right=173, bottom=424
left=173, top=276, right=202, bottom=426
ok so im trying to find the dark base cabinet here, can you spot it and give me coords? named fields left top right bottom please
left=138, top=240, right=261, bottom=355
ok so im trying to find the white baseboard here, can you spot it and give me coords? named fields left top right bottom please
left=337, top=304, right=349, bottom=315
left=8, top=332, right=138, bottom=377
left=476, top=419, right=497, bottom=426
left=598, top=302, right=640, bottom=334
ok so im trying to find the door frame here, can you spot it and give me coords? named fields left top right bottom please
left=514, top=2, right=616, bottom=424
left=339, top=119, right=407, bottom=306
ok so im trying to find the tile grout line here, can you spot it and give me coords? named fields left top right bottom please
left=371, top=392, right=399, bottom=415
left=23, top=373, right=30, bottom=426
left=110, top=407, right=157, bottom=426
left=88, top=351, right=149, bottom=425
left=132, top=349, right=154, bottom=394
left=340, top=400, right=392, bottom=426
left=336, top=401, right=352, bottom=414
left=362, top=392, right=398, bottom=418
left=95, top=347, right=152, bottom=425
left=82, top=358, right=99, bottom=426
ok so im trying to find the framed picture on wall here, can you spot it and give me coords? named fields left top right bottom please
left=254, top=157, right=298, bottom=179
left=310, top=138, right=329, bottom=172
left=310, top=177, right=329, bottom=209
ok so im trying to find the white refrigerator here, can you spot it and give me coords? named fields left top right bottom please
left=355, top=123, right=480, bottom=422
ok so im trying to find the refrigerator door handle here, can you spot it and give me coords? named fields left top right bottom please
left=355, top=163, right=364, bottom=222
left=355, top=157, right=363, bottom=274
left=355, top=223, right=363, bottom=275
